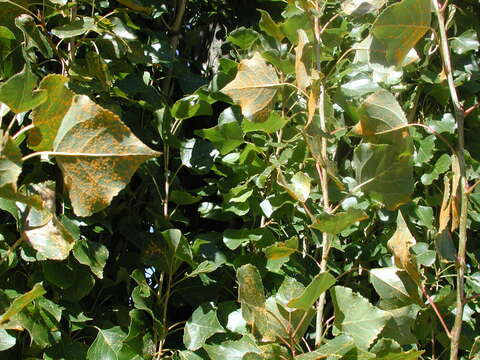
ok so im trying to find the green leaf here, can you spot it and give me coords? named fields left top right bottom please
left=73, top=239, right=109, bottom=279
left=52, top=95, right=160, bottom=217
left=29, top=75, right=75, bottom=151
left=471, top=337, right=480, bottom=360
left=330, top=286, right=391, bottom=349
left=203, top=336, right=261, bottom=360
left=295, top=334, right=374, bottom=360
left=450, top=29, right=479, bottom=54
left=370, top=338, right=424, bottom=359
left=371, top=0, right=431, bottom=67
left=287, top=272, right=336, bottom=310
left=42, top=261, right=75, bottom=289
left=180, top=138, right=217, bottom=174
left=356, top=89, right=409, bottom=144
left=258, top=9, right=284, bottom=41
left=0, top=65, right=47, bottom=113
left=0, top=136, right=22, bottom=195
left=264, top=237, right=298, bottom=260
left=295, top=29, right=311, bottom=91
left=51, top=17, right=95, bottom=39
left=0, top=283, right=45, bottom=325
left=15, top=14, right=52, bottom=58
left=62, top=264, right=95, bottom=302
left=86, top=327, right=127, bottom=360
left=353, top=143, right=413, bottom=210
left=341, top=0, right=386, bottom=16
left=369, top=267, right=422, bottom=306
left=0, top=329, right=15, bottom=351
left=177, top=350, right=204, bottom=360
left=242, top=111, right=287, bottom=134
left=227, top=27, right=259, bottom=49
left=381, top=304, right=420, bottom=345
left=170, top=190, right=202, bottom=205
left=285, top=171, right=311, bottom=203
left=420, top=153, right=451, bottom=185
left=196, top=107, right=244, bottom=155
left=221, top=52, right=279, bottom=122
left=311, top=209, right=369, bottom=234
left=187, top=260, right=221, bottom=278
left=223, top=228, right=272, bottom=250
left=171, top=95, right=213, bottom=120
left=183, top=302, right=225, bottom=351
left=157, top=228, right=193, bottom=274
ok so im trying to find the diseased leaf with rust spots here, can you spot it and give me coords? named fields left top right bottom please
left=221, top=52, right=279, bottom=122
left=52, top=95, right=161, bottom=217
left=372, top=0, right=431, bottom=67
left=23, top=182, right=76, bottom=260
left=29, top=75, right=74, bottom=151
left=387, top=211, right=421, bottom=285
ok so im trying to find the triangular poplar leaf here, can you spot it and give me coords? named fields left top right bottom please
left=0, top=65, right=47, bottom=113
left=221, top=52, right=279, bottom=122
left=371, top=0, right=431, bottom=67
left=183, top=303, right=225, bottom=351
left=29, top=74, right=74, bottom=151
left=330, top=286, right=391, bottom=349
left=52, top=95, right=161, bottom=217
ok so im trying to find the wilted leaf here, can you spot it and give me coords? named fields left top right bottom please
left=52, top=95, right=160, bottom=217
left=295, top=29, right=311, bottom=91
left=29, top=75, right=75, bottom=151
left=0, top=283, right=45, bottom=325
left=287, top=272, right=336, bottom=310
left=183, top=303, right=225, bottom=351
left=23, top=183, right=76, bottom=260
left=372, top=0, right=431, bottom=67
left=0, top=65, right=47, bottom=113
left=311, top=209, right=368, bottom=234
left=387, top=211, right=421, bottom=285
left=221, top=52, right=279, bottom=122
left=330, top=286, right=391, bottom=349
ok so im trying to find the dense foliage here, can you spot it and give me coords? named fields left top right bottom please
left=0, top=0, right=479, bottom=359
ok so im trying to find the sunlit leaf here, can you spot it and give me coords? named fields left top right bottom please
left=0, top=65, right=47, bottom=113
left=15, top=14, right=52, bottom=58
left=330, top=286, right=391, bottom=349
left=73, top=239, right=109, bottom=279
left=0, top=329, right=15, bottom=351
left=0, top=283, right=45, bottom=325
left=450, top=29, right=479, bottom=54
left=86, top=327, right=127, bottom=360
left=23, top=183, right=76, bottom=260
left=370, top=267, right=422, bottom=306
left=311, top=209, right=368, bottom=234
left=287, top=272, right=336, bottom=310
left=52, top=95, right=160, bottom=217
left=0, top=135, right=22, bottom=195
left=341, top=0, right=386, bottom=16
left=264, top=237, right=298, bottom=260
left=203, top=336, right=261, bottom=360
left=258, top=9, right=284, bottom=41
left=221, top=52, right=279, bottom=122
left=387, top=211, right=421, bottom=285
left=183, top=303, right=225, bottom=351
left=371, top=338, right=424, bottom=359
left=51, top=17, right=95, bottom=39
left=371, top=0, right=431, bottom=67
left=295, top=29, right=311, bottom=91
left=227, top=27, right=259, bottom=49
left=29, top=75, right=74, bottom=151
